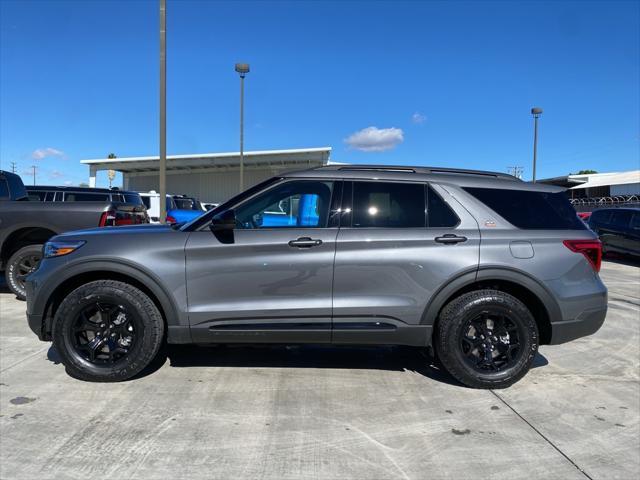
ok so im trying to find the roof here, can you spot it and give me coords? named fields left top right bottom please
left=569, top=171, right=640, bottom=190
left=284, top=164, right=564, bottom=192
left=538, top=170, right=640, bottom=189
left=81, top=147, right=332, bottom=173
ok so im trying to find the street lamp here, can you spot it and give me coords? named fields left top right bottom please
left=531, top=107, right=543, bottom=183
left=235, top=63, right=250, bottom=192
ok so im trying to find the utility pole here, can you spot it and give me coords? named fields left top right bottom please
left=507, top=166, right=524, bottom=179
left=531, top=107, right=543, bottom=183
left=10, top=161, right=17, bottom=174
left=31, top=165, right=37, bottom=185
left=159, top=0, right=167, bottom=223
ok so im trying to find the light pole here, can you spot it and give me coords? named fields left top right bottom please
left=531, top=107, right=542, bottom=183
left=235, top=63, right=250, bottom=192
left=159, top=0, right=167, bottom=223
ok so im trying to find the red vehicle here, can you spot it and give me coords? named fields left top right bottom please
left=577, top=212, right=592, bottom=221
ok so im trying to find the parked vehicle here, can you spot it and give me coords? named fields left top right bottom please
left=166, top=195, right=205, bottom=223
left=25, top=165, right=607, bottom=388
left=588, top=207, right=640, bottom=257
left=139, top=191, right=178, bottom=223
left=577, top=211, right=592, bottom=221
left=0, top=170, right=149, bottom=299
left=26, top=185, right=144, bottom=206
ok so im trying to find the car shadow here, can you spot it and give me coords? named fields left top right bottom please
left=46, top=343, right=548, bottom=387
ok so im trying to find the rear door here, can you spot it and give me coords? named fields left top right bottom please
left=331, top=181, right=480, bottom=346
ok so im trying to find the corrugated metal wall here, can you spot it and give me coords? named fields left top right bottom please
left=126, top=167, right=293, bottom=204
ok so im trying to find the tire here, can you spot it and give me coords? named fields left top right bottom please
left=52, top=280, right=165, bottom=382
left=5, top=244, right=43, bottom=300
left=434, top=289, right=538, bottom=389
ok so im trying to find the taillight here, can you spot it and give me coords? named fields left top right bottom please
left=166, top=215, right=177, bottom=224
left=99, top=210, right=116, bottom=227
left=563, top=239, right=602, bottom=272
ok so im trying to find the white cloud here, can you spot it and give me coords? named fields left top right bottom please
left=64, top=180, right=73, bottom=186
left=411, top=112, right=426, bottom=124
left=49, top=170, right=64, bottom=179
left=344, top=126, right=404, bottom=152
left=31, top=147, right=66, bottom=160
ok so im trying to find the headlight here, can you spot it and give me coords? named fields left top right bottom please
left=43, top=241, right=86, bottom=258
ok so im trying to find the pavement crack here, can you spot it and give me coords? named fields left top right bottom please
left=489, top=389, right=594, bottom=480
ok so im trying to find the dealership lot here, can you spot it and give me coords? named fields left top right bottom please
left=0, top=260, right=638, bottom=480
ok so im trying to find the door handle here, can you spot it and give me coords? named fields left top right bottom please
left=288, top=237, right=323, bottom=248
left=434, top=234, right=467, bottom=245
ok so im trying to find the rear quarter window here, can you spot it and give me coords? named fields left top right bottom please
left=464, top=187, right=586, bottom=230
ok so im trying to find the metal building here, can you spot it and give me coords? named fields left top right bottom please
left=81, top=147, right=331, bottom=204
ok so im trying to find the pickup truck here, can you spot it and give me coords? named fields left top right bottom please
left=0, top=170, right=149, bottom=299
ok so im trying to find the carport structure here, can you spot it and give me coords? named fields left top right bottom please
left=80, top=147, right=332, bottom=204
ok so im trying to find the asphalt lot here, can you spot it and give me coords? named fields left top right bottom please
left=0, top=260, right=638, bottom=480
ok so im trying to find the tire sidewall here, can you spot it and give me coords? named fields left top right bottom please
left=437, top=291, right=539, bottom=388
left=52, top=281, right=164, bottom=382
left=6, top=244, right=42, bottom=300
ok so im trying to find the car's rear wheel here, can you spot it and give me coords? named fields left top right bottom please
left=52, top=280, right=164, bottom=382
left=435, top=289, right=538, bottom=389
left=5, top=244, right=43, bottom=300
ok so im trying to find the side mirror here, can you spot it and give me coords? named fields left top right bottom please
left=209, top=209, right=236, bottom=232
left=209, top=209, right=236, bottom=244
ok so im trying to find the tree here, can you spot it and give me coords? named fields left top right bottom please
left=78, top=182, right=89, bottom=187
left=576, top=169, right=598, bottom=175
left=107, top=153, right=117, bottom=159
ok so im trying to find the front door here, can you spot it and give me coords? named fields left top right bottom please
left=185, top=179, right=339, bottom=343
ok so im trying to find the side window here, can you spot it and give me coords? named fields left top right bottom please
left=141, top=197, right=151, bottom=209
left=352, top=181, right=425, bottom=228
left=64, top=192, right=110, bottom=202
left=427, top=185, right=459, bottom=228
left=630, top=213, right=640, bottom=230
left=235, top=180, right=334, bottom=229
left=0, top=179, right=9, bottom=199
left=611, top=211, right=632, bottom=228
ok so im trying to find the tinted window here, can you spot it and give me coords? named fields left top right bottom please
left=464, top=187, right=586, bottom=230
left=0, top=179, right=8, bottom=199
left=611, top=210, right=632, bottom=228
left=352, top=182, right=425, bottom=228
left=630, top=213, right=640, bottom=229
left=141, top=196, right=151, bottom=209
left=235, top=180, right=333, bottom=229
left=123, top=193, right=143, bottom=205
left=427, top=186, right=459, bottom=227
left=64, top=192, right=110, bottom=202
left=27, top=190, right=47, bottom=201
left=174, top=198, right=197, bottom=210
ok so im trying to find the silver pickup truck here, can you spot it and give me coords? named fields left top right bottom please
left=0, top=170, right=149, bottom=299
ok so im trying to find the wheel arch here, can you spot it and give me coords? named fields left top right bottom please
left=1, top=227, right=57, bottom=264
left=40, top=261, right=184, bottom=340
left=422, top=267, right=559, bottom=345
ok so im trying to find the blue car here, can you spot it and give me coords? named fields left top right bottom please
left=166, top=195, right=205, bottom=223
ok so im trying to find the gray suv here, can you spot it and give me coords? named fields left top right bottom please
left=25, top=165, right=607, bottom=388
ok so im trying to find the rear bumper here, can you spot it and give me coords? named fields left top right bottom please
left=549, top=304, right=607, bottom=345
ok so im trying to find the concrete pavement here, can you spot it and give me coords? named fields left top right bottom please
left=1, top=260, right=638, bottom=479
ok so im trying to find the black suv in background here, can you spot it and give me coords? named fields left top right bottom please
left=588, top=207, right=640, bottom=257
left=26, top=185, right=144, bottom=205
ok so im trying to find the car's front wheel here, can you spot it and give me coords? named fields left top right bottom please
left=435, top=289, right=539, bottom=389
left=52, top=280, right=165, bottom=382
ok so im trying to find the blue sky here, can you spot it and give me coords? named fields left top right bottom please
left=1, top=0, right=638, bottom=188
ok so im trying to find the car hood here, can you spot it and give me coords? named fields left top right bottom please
left=55, top=223, right=176, bottom=238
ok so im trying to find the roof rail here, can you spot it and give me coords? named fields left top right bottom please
left=316, top=164, right=520, bottom=181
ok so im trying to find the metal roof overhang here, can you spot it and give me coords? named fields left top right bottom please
left=81, top=147, right=332, bottom=174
